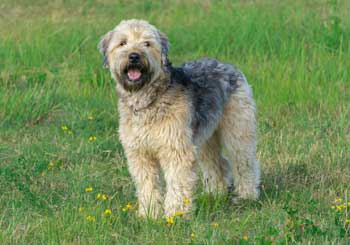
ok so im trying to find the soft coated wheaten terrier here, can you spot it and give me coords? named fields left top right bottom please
left=98, top=19, right=260, bottom=218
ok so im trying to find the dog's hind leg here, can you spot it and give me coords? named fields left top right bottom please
left=218, top=81, right=260, bottom=201
left=198, top=132, right=232, bottom=194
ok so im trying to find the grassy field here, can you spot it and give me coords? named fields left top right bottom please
left=1, top=0, right=350, bottom=243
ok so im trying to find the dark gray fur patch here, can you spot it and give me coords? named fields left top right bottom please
left=170, top=58, right=244, bottom=144
left=98, top=30, right=114, bottom=68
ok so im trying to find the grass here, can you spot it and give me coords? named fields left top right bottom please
left=1, top=0, right=350, bottom=243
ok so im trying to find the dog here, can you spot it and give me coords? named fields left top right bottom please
left=98, top=19, right=260, bottom=218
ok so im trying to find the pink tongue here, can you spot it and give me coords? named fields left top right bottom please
left=127, top=68, right=141, bottom=80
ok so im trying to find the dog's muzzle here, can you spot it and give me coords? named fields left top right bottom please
left=119, top=52, right=152, bottom=91
left=124, top=53, right=145, bottom=82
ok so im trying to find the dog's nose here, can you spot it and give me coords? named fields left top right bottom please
left=128, top=53, right=140, bottom=63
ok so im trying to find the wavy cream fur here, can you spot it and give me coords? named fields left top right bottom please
left=98, top=19, right=260, bottom=218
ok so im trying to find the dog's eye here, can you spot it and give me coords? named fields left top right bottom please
left=119, top=41, right=127, bottom=47
left=144, top=41, right=151, bottom=47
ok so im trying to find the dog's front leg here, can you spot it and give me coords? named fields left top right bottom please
left=126, top=151, right=163, bottom=218
left=160, top=148, right=198, bottom=218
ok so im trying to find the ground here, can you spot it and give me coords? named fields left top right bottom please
left=0, top=0, right=350, bottom=243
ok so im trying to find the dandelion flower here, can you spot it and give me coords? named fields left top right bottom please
left=190, top=232, right=196, bottom=239
left=335, top=198, right=342, bottom=203
left=166, top=216, right=174, bottom=225
left=48, top=161, right=54, bottom=170
left=88, top=136, right=97, bottom=142
left=95, top=193, right=108, bottom=201
left=85, top=187, right=93, bottom=192
left=86, top=215, right=95, bottom=222
left=212, top=222, right=219, bottom=228
left=78, top=207, right=84, bottom=212
left=183, top=197, right=190, bottom=206
left=243, top=235, right=248, bottom=241
left=61, top=125, right=68, bottom=131
left=104, top=209, right=112, bottom=215
left=174, top=211, right=184, bottom=217
left=88, top=115, right=94, bottom=120
left=122, top=202, right=133, bottom=212
left=336, top=205, right=343, bottom=211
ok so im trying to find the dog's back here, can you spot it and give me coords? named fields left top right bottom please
left=170, top=58, right=246, bottom=145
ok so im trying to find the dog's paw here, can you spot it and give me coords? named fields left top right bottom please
left=231, top=186, right=259, bottom=204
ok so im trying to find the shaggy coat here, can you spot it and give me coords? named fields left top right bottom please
left=98, top=19, right=260, bottom=218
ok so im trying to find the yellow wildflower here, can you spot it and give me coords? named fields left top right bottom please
left=331, top=205, right=336, bottom=209
left=190, top=232, right=196, bottom=239
left=243, top=235, right=248, bottom=241
left=88, top=136, right=97, bottom=142
left=183, top=197, right=190, bottom=206
left=88, top=115, right=94, bottom=120
left=336, top=205, right=343, bottom=211
left=345, top=219, right=350, bottom=224
left=174, top=211, right=184, bottom=217
left=48, top=161, right=54, bottom=170
left=122, top=202, right=133, bottom=212
left=85, top=187, right=93, bottom=192
left=104, top=209, right=112, bottom=215
left=166, top=216, right=174, bottom=225
left=96, top=193, right=101, bottom=199
left=61, top=125, right=68, bottom=131
left=86, top=215, right=95, bottom=222
left=335, top=198, right=342, bottom=203
left=102, top=194, right=108, bottom=200
left=78, top=207, right=84, bottom=212
left=212, top=222, right=219, bottom=228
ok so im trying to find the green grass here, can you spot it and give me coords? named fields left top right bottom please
left=1, top=0, right=350, bottom=243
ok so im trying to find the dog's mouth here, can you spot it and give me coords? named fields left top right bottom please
left=119, top=62, right=151, bottom=91
left=127, top=67, right=142, bottom=81
left=124, top=64, right=147, bottom=82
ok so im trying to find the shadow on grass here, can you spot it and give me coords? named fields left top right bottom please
left=193, top=162, right=313, bottom=217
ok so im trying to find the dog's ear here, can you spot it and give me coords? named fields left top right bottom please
left=158, top=31, right=169, bottom=54
left=98, top=31, right=114, bottom=69
left=158, top=31, right=170, bottom=67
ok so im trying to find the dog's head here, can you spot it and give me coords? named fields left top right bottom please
left=98, top=19, right=169, bottom=92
